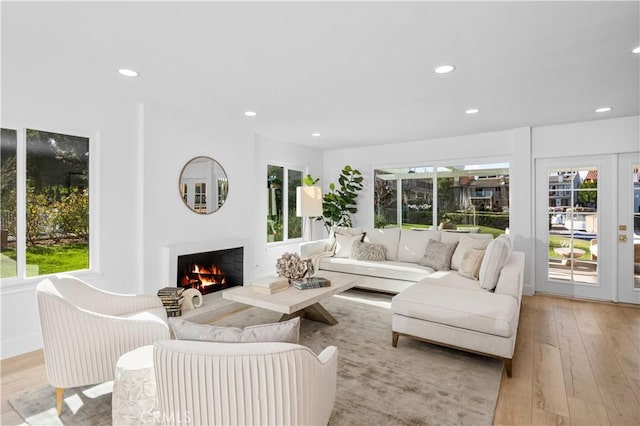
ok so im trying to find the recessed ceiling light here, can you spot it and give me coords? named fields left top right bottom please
left=312, top=132, right=321, bottom=137
left=244, top=111, right=257, bottom=117
left=434, top=65, right=455, bottom=74
left=118, top=69, right=139, bottom=77
left=465, top=108, right=480, bottom=114
left=632, top=46, right=640, bottom=54
left=595, top=107, right=612, bottom=113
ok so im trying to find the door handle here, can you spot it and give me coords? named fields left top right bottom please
left=619, top=234, right=627, bottom=242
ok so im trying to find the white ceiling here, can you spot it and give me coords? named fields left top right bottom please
left=2, top=1, right=639, bottom=150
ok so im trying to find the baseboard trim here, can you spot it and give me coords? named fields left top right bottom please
left=523, top=284, right=534, bottom=296
left=1, top=332, right=42, bottom=360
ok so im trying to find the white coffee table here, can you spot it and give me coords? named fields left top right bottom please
left=222, top=271, right=359, bottom=325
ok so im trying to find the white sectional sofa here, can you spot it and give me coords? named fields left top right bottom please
left=300, top=227, right=525, bottom=377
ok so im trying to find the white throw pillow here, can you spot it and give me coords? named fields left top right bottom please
left=334, top=233, right=364, bottom=258
left=364, top=227, right=401, bottom=260
left=328, top=226, right=363, bottom=252
left=397, top=229, right=440, bottom=263
left=458, top=248, right=485, bottom=280
left=169, top=317, right=300, bottom=344
left=451, top=237, right=492, bottom=271
left=479, top=235, right=513, bottom=290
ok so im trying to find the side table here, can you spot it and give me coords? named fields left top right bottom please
left=112, top=345, right=156, bottom=425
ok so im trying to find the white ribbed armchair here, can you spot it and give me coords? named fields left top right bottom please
left=36, top=275, right=170, bottom=415
left=154, top=339, right=338, bottom=426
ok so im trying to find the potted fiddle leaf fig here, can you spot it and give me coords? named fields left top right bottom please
left=320, top=165, right=364, bottom=233
left=304, top=165, right=364, bottom=234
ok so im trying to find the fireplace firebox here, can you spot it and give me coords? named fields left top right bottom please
left=176, top=247, right=243, bottom=295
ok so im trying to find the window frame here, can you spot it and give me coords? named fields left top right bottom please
left=266, top=162, right=305, bottom=245
left=1, top=124, right=100, bottom=288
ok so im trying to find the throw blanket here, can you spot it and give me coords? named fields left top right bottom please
left=308, top=250, right=334, bottom=274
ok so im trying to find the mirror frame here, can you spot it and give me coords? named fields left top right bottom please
left=178, top=156, right=228, bottom=214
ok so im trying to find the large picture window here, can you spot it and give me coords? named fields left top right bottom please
left=374, top=163, right=510, bottom=236
left=267, top=164, right=302, bottom=243
left=1, top=128, right=90, bottom=279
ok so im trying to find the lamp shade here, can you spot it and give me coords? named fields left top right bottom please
left=296, top=186, right=323, bottom=217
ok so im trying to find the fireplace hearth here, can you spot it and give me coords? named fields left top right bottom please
left=176, top=247, right=243, bottom=295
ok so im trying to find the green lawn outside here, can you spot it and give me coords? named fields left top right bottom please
left=0, top=243, right=89, bottom=279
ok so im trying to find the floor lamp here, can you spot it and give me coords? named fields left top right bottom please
left=296, top=186, right=323, bottom=241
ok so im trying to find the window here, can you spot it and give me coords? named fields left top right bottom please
left=1, top=128, right=90, bottom=279
left=1, top=129, right=17, bottom=278
left=374, top=163, right=510, bottom=236
left=267, top=164, right=302, bottom=242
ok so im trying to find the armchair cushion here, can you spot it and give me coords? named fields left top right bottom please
left=169, top=316, right=300, bottom=344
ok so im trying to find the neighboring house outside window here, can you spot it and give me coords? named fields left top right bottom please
left=374, top=163, right=510, bottom=235
left=0, top=128, right=90, bottom=280
left=267, top=164, right=302, bottom=243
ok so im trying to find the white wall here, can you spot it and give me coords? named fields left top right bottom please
left=532, top=116, right=639, bottom=157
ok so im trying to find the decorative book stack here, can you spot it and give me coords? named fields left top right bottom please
left=157, top=287, right=185, bottom=317
left=291, top=276, right=331, bottom=290
left=252, top=277, right=290, bottom=294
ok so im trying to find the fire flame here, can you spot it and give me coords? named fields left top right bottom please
left=194, top=263, right=225, bottom=286
left=180, top=263, right=226, bottom=293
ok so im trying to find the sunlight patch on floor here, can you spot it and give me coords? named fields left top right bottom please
left=333, top=292, right=392, bottom=310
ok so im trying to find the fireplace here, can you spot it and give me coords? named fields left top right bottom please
left=176, top=247, right=243, bottom=295
left=162, top=238, right=250, bottom=295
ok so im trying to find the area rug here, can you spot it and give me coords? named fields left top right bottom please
left=9, top=381, right=113, bottom=425
left=10, top=290, right=503, bottom=425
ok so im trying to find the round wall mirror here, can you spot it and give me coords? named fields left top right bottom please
left=179, top=156, right=228, bottom=214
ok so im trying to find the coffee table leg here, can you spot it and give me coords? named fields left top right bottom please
left=280, top=302, right=338, bottom=325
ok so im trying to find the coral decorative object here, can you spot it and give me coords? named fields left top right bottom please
left=276, top=252, right=308, bottom=281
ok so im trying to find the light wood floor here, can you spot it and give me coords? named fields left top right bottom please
left=494, top=295, right=639, bottom=426
left=1, top=295, right=638, bottom=426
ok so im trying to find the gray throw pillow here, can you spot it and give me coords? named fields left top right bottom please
left=169, top=317, right=300, bottom=344
left=350, top=241, right=387, bottom=261
left=419, top=239, right=458, bottom=271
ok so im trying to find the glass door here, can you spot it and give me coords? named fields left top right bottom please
left=618, top=153, right=640, bottom=304
left=535, top=156, right=616, bottom=300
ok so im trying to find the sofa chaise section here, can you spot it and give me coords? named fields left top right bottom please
left=391, top=251, right=525, bottom=376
